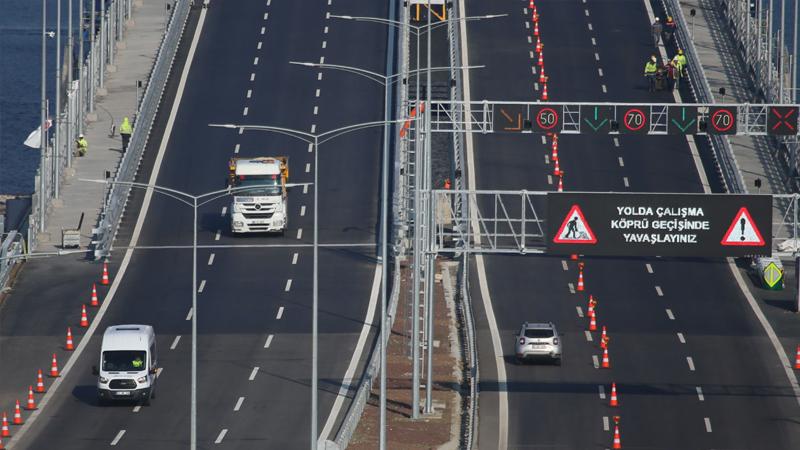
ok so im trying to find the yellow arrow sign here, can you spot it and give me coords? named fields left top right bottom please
left=763, top=262, right=783, bottom=288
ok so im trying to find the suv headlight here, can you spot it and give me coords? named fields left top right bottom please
left=553, top=338, right=559, bottom=345
left=99, top=376, right=109, bottom=384
left=137, top=376, right=147, bottom=384
left=232, top=202, right=242, bottom=213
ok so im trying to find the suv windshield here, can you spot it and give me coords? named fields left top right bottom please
left=102, top=350, right=147, bottom=372
left=234, top=175, right=281, bottom=196
left=524, top=328, right=554, bottom=338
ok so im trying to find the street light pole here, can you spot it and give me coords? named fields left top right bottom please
left=40, top=0, right=48, bottom=231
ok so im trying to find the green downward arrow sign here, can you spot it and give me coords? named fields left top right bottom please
left=584, top=106, right=609, bottom=131
left=671, top=107, right=697, bottom=132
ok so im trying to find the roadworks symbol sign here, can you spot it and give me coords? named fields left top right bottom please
left=554, top=205, right=597, bottom=244
left=721, top=207, right=765, bottom=246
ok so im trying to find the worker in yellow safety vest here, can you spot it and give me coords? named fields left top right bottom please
left=644, top=55, right=659, bottom=92
left=75, top=134, right=88, bottom=157
left=120, top=117, right=133, bottom=151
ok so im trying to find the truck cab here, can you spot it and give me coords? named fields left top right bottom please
left=228, top=157, right=288, bottom=234
left=94, top=325, right=158, bottom=405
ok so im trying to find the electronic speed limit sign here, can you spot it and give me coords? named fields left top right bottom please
left=707, top=106, right=738, bottom=135
left=620, top=107, right=648, bottom=134
left=531, top=105, right=561, bottom=132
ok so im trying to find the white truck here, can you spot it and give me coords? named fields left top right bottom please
left=228, top=156, right=289, bottom=234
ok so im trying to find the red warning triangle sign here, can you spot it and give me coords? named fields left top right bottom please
left=553, top=205, right=597, bottom=244
left=721, top=207, right=765, bottom=246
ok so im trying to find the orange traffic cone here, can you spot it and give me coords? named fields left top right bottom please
left=570, top=254, right=578, bottom=260
left=588, top=294, right=596, bottom=313
left=589, top=313, right=597, bottom=331
left=537, top=50, right=544, bottom=67
left=539, top=66, right=547, bottom=84
left=612, top=425, right=622, bottom=448
left=532, top=11, right=539, bottom=23
left=49, top=354, right=60, bottom=378
left=1, top=413, right=9, bottom=437
left=535, top=37, right=542, bottom=53
left=601, top=347, right=611, bottom=368
left=35, top=370, right=46, bottom=393
left=529, top=0, right=534, bottom=9
left=12, top=401, right=23, bottom=425
left=80, top=305, right=89, bottom=327
left=534, top=21, right=539, bottom=36
left=557, top=174, right=564, bottom=192
left=610, top=382, right=619, bottom=406
left=794, top=345, right=800, bottom=369
left=66, top=327, right=75, bottom=351
left=101, top=261, right=110, bottom=285
left=90, top=283, right=100, bottom=307
left=553, top=156, right=560, bottom=176
left=600, top=326, right=608, bottom=349
left=577, top=265, right=585, bottom=291
left=25, top=387, right=36, bottom=411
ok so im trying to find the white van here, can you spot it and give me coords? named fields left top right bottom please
left=93, top=325, right=158, bottom=405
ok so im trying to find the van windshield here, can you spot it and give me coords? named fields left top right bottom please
left=234, top=174, right=281, bottom=196
left=102, top=350, right=147, bottom=372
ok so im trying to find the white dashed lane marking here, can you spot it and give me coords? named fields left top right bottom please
left=598, top=68, right=603, bottom=76
left=602, top=84, right=607, bottom=93
left=324, top=25, right=329, bottom=33
left=541, top=135, right=547, bottom=144
left=677, top=332, right=686, bottom=343
left=234, top=397, right=245, bottom=411
left=313, top=106, right=319, bottom=115
left=319, top=56, right=325, bottom=64
left=215, top=230, right=221, bottom=241
left=257, top=41, right=262, bottom=50
left=318, top=72, right=323, bottom=81
left=618, top=156, right=625, bottom=167
left=186, top=308, right=193, bottom=321
left=310, top=124, right=316, bottom=133
left=594, top=52, right=600, bottom=61
left=613, top=137, right=620, bottom=147
left=276, top=307, right=284, bottom=320
left=561, top=260, right=568, bottom=271
left=303, top=184, right=309, bottom=194
left=687, top=356, right=696, bottom=371
left=249, top=367, right=259, bottom=380
left=253, top=57, right=259, bottom=65
left=221, top=206, right=227, bottom=216
left=602, top=416, right=609, bottom=431
left=584, top=9, right=589, bottom=16
left=246, top=89, right=252, bottom=98
left=305, top=163, right=311, bottom=173
left=704, top=418, right=712, bottom=432
left=260, top=26, right=266, bottom=35
left=263, top=12, right=268, bottom=20
left=111, top=430, right=126, bottom=446
left=297, top=228, right=303, bottom=239
left=598, top=385, right=606, bottom=399
left=666, top=308, right=675, bottom=320
left=250, top=73, right=255, bottom=81
left=285, top=279, right=292, bottom=292
left=215, top=429, right=228, bottom=444
left=133, top=405, right=141, bottom=413
left=208, top=253, right=215, bottom=265
left=696, top=386, right=705, bottom=401
left=568, top=282, right=575, bottom=294
left=315, top=88, right=321, bottom=97
left=591, top=37, right=596, bottom=46
left=234, top=143, right=240, bottom=154
left=576, top=306, right=584, bottom=318
left=646, top=263, right=653, bottom=273
left=198, top=280, right=206, bottom=293
left=243, top=107, right=249, bottom=116
left=584, top=330, right=593, bottom=342
left=170, top=335, right=181, bottom=350
left=322, top=41, right=327, bottom=49
left=264, top=334, right=274, bottom=348
left=292, top=253, right=299, bottom=265
left=300, top=205, right=306, bottom=216
left=588, top=23, right=593, bottom=30
left=592, top=355, right=599, bottom=369
left=623, top=176, right=629, bottom=187
left=655, top=285, right=664, bottom=296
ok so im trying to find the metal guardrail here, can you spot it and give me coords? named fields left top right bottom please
left=94, top=0, right=192, bottom=258
left=0, top=232, right=25, bottom=293
left=659, top=0, right=747, bottom=193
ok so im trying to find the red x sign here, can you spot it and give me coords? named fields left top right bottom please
left=767, top=106, right=799, bottom=136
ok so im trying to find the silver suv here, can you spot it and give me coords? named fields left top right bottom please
left=514, top=322, right=562, bottom=365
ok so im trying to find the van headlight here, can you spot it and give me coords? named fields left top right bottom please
left=99, top=376, right=109, bottom=384
left=272, top=211, right=285, bottom=224
left=137, top=376, right=147, bottom=384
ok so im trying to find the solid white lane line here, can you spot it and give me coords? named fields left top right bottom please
left=264, top=334, right=274, bottom=348
left=646, top=263, right=653, bottom=273
left=221, top=206, right=227, bottom=216
left=592, top=355, right=600, bottom=368
left=249, top=367, right=259, bottom=380
left=576, top=306, right=584, bottom=318
left=322, top=41, right=327, bottom=49
left=696, top=386, right=705, bottom=401
left=687, top=356, right=696, bottom=371
left=319, top=265, right=382, bottom=441
left=561, top=260, right=568, bottom=271
left=292, top=253, right=298, bottom=265
left=215, top=429, right=228, bottom=444
left=276, top=307, right=284, bottom=319
left=623, top=176, right=629, bottom=187
left=613, top=137, right=620, bottom=147
left=198, top=280, right=206, bottom=293
left=655, top=285, right=664, bottom=296
left=208, top=253, right=215, bottom=265
left=677, top=332, right=686, bottom=343
left=704, top=418, right=712, bottom=432
left=186, top=308, right=193, bottom=321
left=253, top=57, right=259, bottom=65
left=602, top=416, right=609, bottom=431
left=132, top=405, right=141, bottom=413
left=170, top=335, right=181, bottom=350
left=285, top=279, right=292, bottom=292
left=666, top=308, right=675, bottom=320
left=598, top=385, right=606, bottom=399
left=300, top=205, right=306, bottom=216
left=234, top=143, right=241, bottom=154
left=618, top=156, right=625, bottom=167
left=246, top=89, right=252, bottom=98
left=111, top=430, right=126, bottom=446
left=297, top=228, right=303, bottom=239
left=250, top=73, right=255, bottom=81
left=243, top=107, right=249, bottom=116
left=234, top=397, right=244, bottom=411
left=584, top=330, right=593, bottom=342
left=215, top=230, right=221, bottom=241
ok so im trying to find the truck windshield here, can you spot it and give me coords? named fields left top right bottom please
left=102, top=350, right=147, bottom=372
left=234, top=175, right=281, bottom=196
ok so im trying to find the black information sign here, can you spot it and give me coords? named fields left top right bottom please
left=531, top=105, right=562, bottom=133
left=547, top=193, right=772, bottom=257
left=494, top=104, right=528, bottom=132
left=619, top=106, right=649, bottom=134
left=707, top=106, right=738, bottom=135
left=767, top=106, right=799, bottom=136
left=581, top=105, right=614, bottom=133
left=668, top=106, right=699, bottom=134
